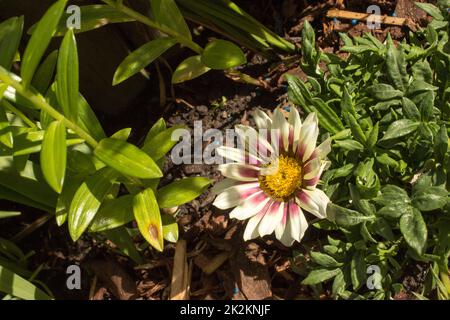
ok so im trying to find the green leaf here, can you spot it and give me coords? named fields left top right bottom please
left=157, top=177, right=211, bottom=208
left=102, top=227, right=142, bottom=264
left=144, top=118, right=167, bottom=144
left=162, top=214, right=178, bottom=243
left=412, top=187, right=448, bottom=212
left=0, top=103, right=13, bottom=148
left=29, top=5, right=136, bottom=36
left=201, top=39, right=246, bottom=70
left=367, top=84, right=404, bottom=101
left=332, top=270, right=346, bottom=297
left=89, top=195, right=134, bottom=232
left=76, top=94, right=106, bottom=142
left=133, top=188, right=164, bottom=252
left=21, top=0, right=68, bottom=88
left=150, top=0, right=191, bottom=39
left=113, top=38, right=177, bottom=85
left=40, top=120, right=67, bottom=193
left=0, top=16, right=24, bottom=70
left=142, top=125, right=185, bottom=161
left=31, top=50, right=58, bottom=94
left=302, top=268, right=341, bottom=285
left=56, top=29, right=79, bottom=122
left=334, top=139, right=364, bottom=151
left=350, top=251, right=366, bottom=291
left=400, top=208, right=427, bottom=256
left=55, top=176, right=83, bottom=226
left=415, top=2, right=444, bottom=20
left=68, top=168, right=118, bottom=241
left=13, top=130, right=83, bottom=156
left=0, top=158, right=57, bottom=208
left=0, top=265, right=52, bottom=300
left=380, top=119, right=420, bottom=141
left=310, top=251, right=342, bottom=268
left=327, top=203, right=375, bottom=227
left=434, top=125, right=448, bottom=162
left=0, top=211, right=21, bottom=219
left=94, top=138, right=162, bottom=179
left=111, top=128, right=131, bottom=141
left=386, top=34, right=409, bottom=91
left=402, top=97, right=421, bottom=121
left=172, top=55, right=211, bottom=84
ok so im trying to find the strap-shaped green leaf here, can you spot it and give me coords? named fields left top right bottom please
left=133, top=188, right=164, bottom=252
left=0, top=16, right=24, bottom=70
left=157, top=177, right=211, bottom=208
left=68, top=168, right=118, bottom=241
left=113, top=37, right=177, bottom=85
left=150, top=0, right=191, bottom=40
left=94, top=138, right=162, bottom=179
left=28, top=5, right=136, bottom=36
left=41, top=120, right=67, bottom=193
left=89, top=195, right=134, bottom=232
left=172, top=55, right=210, bottom=84
left=0, top=265, right=52, bottom=300
left=31, top=50, right=58, bottom=95
left=56, top=29, right=79, bottom=122
left=21, top=0, right=67, bottom=88
left=201, top=39, right=246, bottom=70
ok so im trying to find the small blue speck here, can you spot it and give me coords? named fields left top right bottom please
left=284, top=106, right=291, bottom=112
left=392, top=11, right=397, bottom=17
left=351, top=19, right=358, bottom=26
left=232, top=287, right=239, bottom=294
left=333, top=17, right=338, bottom=23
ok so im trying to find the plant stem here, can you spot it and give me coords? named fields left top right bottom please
left=0, top=70, right=99, bottom=148
left=2, top=100, right=37, bottom=129
left=103, top=0, right=203, bottom=54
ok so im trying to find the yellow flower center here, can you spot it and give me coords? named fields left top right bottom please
left=259, top=155, right=303, bottom=201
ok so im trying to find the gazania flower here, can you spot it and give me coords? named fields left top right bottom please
left=212, top=107, right=331, bottom=246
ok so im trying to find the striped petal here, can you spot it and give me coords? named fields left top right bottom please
left=235, top=125, right=273, bottom=162
left=218, top=163, right=260, bottom=181
left=288, top=107, right=302, bottom=152
left=272, top=109, right=290, bottom=152
left=213, top=182, right=260, bottom=210
left=315, top=138, right=332, bottom=160
left=303, top=158, right=321, bottom=180
left=243, top=200, right=273, bottom=241
left=296, top=188, right=330, bottom=219
left=229, top=191, right=270, bottom=220
left=296, top=113, right=319, bottom=162
left=211, top=178, right=240, bottom=195
left=253, top=109, right=272, bottom=129
left=287, top=202, right=308, bottom=243
left=217, top=146, right=261, bottom=165
left=258, top=201, right=284, bottom=237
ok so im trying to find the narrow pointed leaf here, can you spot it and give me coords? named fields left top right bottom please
left=56, top=29, right=79, bottom=121
left=157, top=177, right=211, bottom=208
left=113, top=38, right=177, bottom=85
left=172, top=55, right=210, bottom=83
left=201, top=39, right=246, bottom=70
left=0, top=16, right=24, bottom=70
left=133, top=188, right=164, bottom=252
left=0, top=265, right=52, bottom=300
left=68, top=168, right=118, bottom=241
left=89, top=195, right=134, bottom=232
left=21, top=0, right=68, bottom=88
left=31, top=50, right=58, bottom=94
left=41, top=120, right=67, bottom=193
left=94, top=138, right=162, bottom=179
left=150, top=0, right=191, bottom=39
